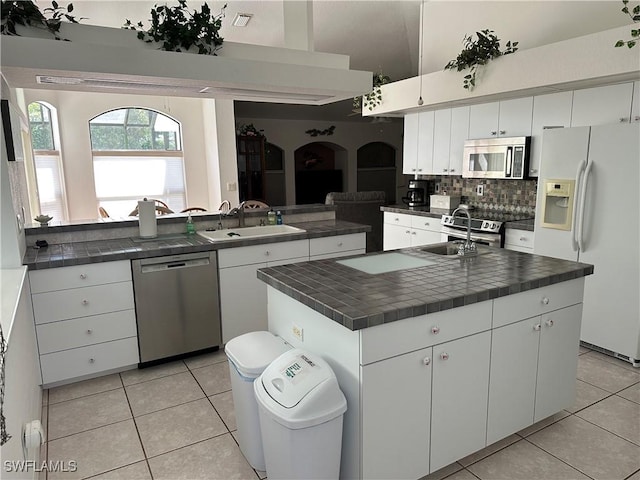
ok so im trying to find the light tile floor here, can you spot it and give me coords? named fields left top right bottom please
left=40, top=347, right=640, bottom=480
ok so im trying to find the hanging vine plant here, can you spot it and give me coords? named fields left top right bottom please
left=124, top=0, right=227, bottom=55
left=1, top=1, right=84, bottom=40
left=444, top=29, right=518, bottom=90
left=353, top=72, right=391, bottom=112
left=614, top=0, right=640, bottom=48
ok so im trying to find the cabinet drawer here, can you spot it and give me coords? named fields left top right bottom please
left=411, top=215, right=442, bottom=233
left=505, top=229, right=534, bottom=250
left=383, top=212, right=411, bottom=228
left=310, top=233, right=365, bottom=257
left=40, top=337, right=139, bottom=386
left=493, top=277, right=585, bottom=328
left=360, top=301, right=493, bottom=365
left=29, top=260, right=132, bottom=294
left=36, top=310, right=137, bottom=354
left=218, top=240, right=309, bottom=268
left=32, top=281, right=134, bottom=324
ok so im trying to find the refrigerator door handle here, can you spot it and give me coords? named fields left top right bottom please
left=572, top=160, right=587, bottom=252
left=577, top=161, right=593, bottom=252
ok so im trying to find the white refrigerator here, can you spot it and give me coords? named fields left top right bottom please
left=534, top=123, right=640, bottom=366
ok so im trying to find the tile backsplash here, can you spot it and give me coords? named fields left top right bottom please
left=429, top=176, right=538, bottom=215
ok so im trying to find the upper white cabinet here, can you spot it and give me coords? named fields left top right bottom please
left=402, top=113, right=419, bottom=175
left=449, top=106, right=470, bottom=175
left=571, top=83, right=634, bottom=126
left=632, top=81, right=640, bottom=123
left=469, top=98, right=533, bottom=139
left=529, top=91, right=574, bottom=176
left=432, top=109, right=452, bottom=175
left=403, top=111, right=434, bottom=175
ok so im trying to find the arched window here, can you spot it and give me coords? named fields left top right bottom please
left=89, top=108, right=185, bottom=217
left=28, top=101, right=69, bottom=221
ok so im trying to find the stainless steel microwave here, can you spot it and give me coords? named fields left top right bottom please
left=462, top=136, right=531, bottom=179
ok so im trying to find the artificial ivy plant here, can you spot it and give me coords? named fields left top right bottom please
left=124, top=0, right=227, bottom=55
left=444, top=29, right=518, bottom=90
left=615, top=0, right=639, bottom=48
left=1, top=0, right=83, bottom=40
left=353, top=72, right=391, bottom=112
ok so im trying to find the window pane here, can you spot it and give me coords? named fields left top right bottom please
left=93, top=109, right=126, bottom=124
left=90, top=125, right=126, bottom=150
left=34, top=154, right=68, bottom=221
left=28, top=102, right=55, bottom=150
left=127, top=108, right=151, bottom=125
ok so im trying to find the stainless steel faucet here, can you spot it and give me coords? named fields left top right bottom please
left=227, top=201, right=246, bottom=227
left=451, top=205, right=477, bottom=256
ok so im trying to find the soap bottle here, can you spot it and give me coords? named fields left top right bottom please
left=186, top=213, right=196, bottom=235
left=276, top=210, right=283, bottom=225
left=267, top=209, right=277, bottom=225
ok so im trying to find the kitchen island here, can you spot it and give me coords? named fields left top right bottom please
left=257, top=245, right=593, bottom=479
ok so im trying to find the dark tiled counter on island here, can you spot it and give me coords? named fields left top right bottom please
left=258, top=245, right=593, bottom=479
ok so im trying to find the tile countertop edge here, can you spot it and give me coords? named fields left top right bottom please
left=257, top=248, right=594, bottom=332
left=22, top=220, right=371, bottom=270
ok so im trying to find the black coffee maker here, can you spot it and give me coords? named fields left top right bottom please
left=402, top=179, right=431, bottom=207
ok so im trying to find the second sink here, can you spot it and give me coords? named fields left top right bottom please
left=198, top=224, right=306, bottom=242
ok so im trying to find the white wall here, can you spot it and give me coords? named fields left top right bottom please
left=235, top=117, right=404, bottom=204
left=22, top=90, right=238, bottom=219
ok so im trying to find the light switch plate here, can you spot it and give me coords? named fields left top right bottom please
left=292, top=323, right=303, bottom=342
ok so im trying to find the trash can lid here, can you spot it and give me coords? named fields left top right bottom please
left=225, top=331, right=290, bottom=377
left=254, top=349, right=347, bottom=429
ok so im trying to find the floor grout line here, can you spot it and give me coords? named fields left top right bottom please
left=521, top=436, right=597, bottom=480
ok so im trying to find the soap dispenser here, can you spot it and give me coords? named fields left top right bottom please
left=267, top=209, right=277, bottom=225
left=186, top=213, right=196, bottom=235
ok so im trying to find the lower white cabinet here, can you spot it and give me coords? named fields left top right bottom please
left=487, top=302, right=583, bottom=444
left=309, top=233, right=366, bottom=260
left=505, top=228, right=535, bottom=252
left=383, top=212, right=445, bottom=251
left=29, top=260, right=139, bottom=386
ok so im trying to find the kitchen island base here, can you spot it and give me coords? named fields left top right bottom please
left=266, top=277, right=585, bottom=479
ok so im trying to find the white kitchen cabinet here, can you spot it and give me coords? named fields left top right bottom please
left=432, top=108, right=452, bottom=175
left=529, top=91, right=574, bottom=176
left=383, top=212, right=444, bottom=251
left=571, top=83, right=634, bottom=126
left=449, top=106, right=470, bottom=175
left=430, top=331, right=491, bottom=472
left=632, top=80, right=640, bottom=123
left=361, top=347, right=431, bottom=479
left=416, top=110, right=435, bottom=174
left=504, top=228, right=535, bottom=253
left=469, top=99, right=533, bottom=139
left=309, top=233, right=366, bottom=260
left=402, top=112, right=419, bottom=175
left=29, top=260, right=138, bottom=386
left=218, top=240, right=309, bottom=343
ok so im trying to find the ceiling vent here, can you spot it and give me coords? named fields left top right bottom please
left=232, top=13, right=252, bottom=27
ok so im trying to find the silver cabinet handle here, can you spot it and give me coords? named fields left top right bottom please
left=620, top=117, right=628, bottom=123
left=546, top=319, right=554, bottom=327
left=89, top=358, right=95, bottom=364
left=417, top=168, right=423, bottom=172
left=530, top=168, right=538, bottom=174
left=82, top=299, right=89, bottom=305
left=411, top=231, right=416, bottom=235
left=423, top=357, right=431, bottom=366
left=491, top=131, right=497, bottom=136
left=499, top=130, right=506, bottom=135
left=337, top=242, right=343, bottom=247
left=431, top=326, right=440, bottom=334
left=80, top=273, right=87, bottom=279
left=86, top=329, right=92, bottom=334
left=424, top=222, right=430, bottom=227
left=440, top=352, right=449, bottom=361
left=443, top=168, right=448, bottom=172
left=533, top=324, right=541, bottom=331
left=265, top=251, right=270, bottom=256
left=449, top=168, right=455, bottom=172
left=520, top=237, right=527, bottom=241
left=405, top=230, right=411, bottom=234
left=541, top=297, right=550, bottom=305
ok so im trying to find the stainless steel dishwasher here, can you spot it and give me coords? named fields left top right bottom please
left=132, top=251, right=221, bottom=365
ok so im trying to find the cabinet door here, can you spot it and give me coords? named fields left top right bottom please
left=468, top=102, right=499, bottom=139
left=498, top=97, right=533, bottom=137
left=632, top=80, right=640, bottom=123
left=432, top=109, right=452, bottom=175
left=430, top=331, right=491, bottom=472
left=534, top=304, right=583, bottom=422
left=411, top=228, right=443, bottom=247
left=416, top=111, right=435, bottom=174
left=383, top=223, right=411, bottom=251
left=403, top=113, right=419, bottom=174
left=487, top=319, right=539, bottom=444
left=361, top=347, right=431, bottom=479
left=504, top=228, right=535, bottom=253
left=449, top=106, right=470, bottom=175
left=571, top=83, right=634, bottom=127
left=529, top=91, right=573, bottom=176
left=219, top=263, right=267, bottom=343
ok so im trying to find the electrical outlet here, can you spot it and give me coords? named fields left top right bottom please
left=476, top=184, right=484, bottom=196
left=292, top=323, right=304, bottom=342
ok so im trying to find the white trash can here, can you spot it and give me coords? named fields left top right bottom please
left=225, top=331, right=290, bottom=471
left=254, top=348, right=347, bottom=480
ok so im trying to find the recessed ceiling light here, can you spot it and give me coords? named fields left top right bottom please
left=232, top=13, right=252, bottom=27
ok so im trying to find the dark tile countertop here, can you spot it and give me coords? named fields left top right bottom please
left=23, top=220, right=369, bottom=270
left=257, top=246, right=593, bottom=331
left=381, top=205, right=536, bottom=231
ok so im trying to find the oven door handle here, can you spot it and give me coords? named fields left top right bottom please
left=441, top=227, right=501, bottom=245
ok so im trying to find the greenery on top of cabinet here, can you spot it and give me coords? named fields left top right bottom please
left=615, top=0, right=639, bottom=48
left=444, top=29, right=518, bottom=91
left=0, top=0, right=83, bottom=40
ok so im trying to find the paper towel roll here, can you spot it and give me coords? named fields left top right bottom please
left=138, top=199, right=157, bottom=238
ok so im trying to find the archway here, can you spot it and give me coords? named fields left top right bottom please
left=294, top=142, right=347, bottom=204
left=357, top=141, right=397, bottom=203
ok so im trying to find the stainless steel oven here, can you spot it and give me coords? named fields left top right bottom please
left=441, top=225, right=503, bottom=247
left=440, top=214, right=505, bottom=247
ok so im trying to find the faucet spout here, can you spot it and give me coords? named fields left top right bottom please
left=451, top=205, right=476, bottom=256
left=226, top=201, right=246, bottom=227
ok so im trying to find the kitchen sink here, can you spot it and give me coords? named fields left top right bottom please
left=197, top=224, right=306, bottom=242
left=420, top=242, right=492, bottom=257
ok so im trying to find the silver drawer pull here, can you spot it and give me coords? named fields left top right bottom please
left=541, top=297, right=550, bottom=305
left=89, top=358, right=95, bottom=364
left=337, top=242, right=343, bottom=247
left=423, top=357, right=431, bottom=366
left=431, top=326, right=440, bottom=334
left=80, top=274, right=87, bottom=279
left=546, top=319, right=554, bottom=327
left=424, top=222, right=430, bottom=227
left=533, top=324, right=541, bottom=331
left=265, top=251, right=270, bottom=256
left=86, top=329, right=92, bottom=334
left=440, top=352, right=449, bottom=361
left=499, top=130, right=506, bottom=135
left=82, top=300, right=89, bottom=305
left=519, top=237, right=527, bottom=241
